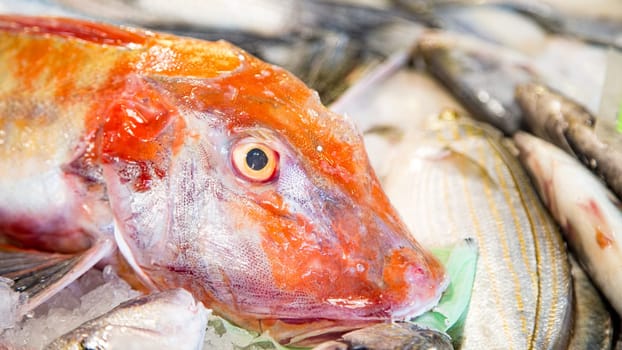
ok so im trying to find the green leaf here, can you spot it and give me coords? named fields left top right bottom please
left=410, top=238, right=478, bottom=336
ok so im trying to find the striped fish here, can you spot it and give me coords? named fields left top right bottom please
left=382, top=112, right=572, bottom=349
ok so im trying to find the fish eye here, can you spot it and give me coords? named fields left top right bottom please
left=231, top=140, right=279, bottom=182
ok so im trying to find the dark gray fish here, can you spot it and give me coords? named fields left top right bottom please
left=313, top=323, right=453, bottom=350
left=516, top=82, right=622, bottom=200
left=567, top=256, right=613, bottom=350
left=417, top=32, right=537, bottom=134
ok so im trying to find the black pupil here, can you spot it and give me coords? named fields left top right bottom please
left=246, top=148, right=269, bottom=171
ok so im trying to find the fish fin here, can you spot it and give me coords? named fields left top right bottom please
left=0, top=239, right=114, bottom=315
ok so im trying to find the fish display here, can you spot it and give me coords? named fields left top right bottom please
left=0, top=0, right=620, bottom=349
left=382, top=112, right=572, bottom=349
left=0, top=15, right=447, bottom=346
left=514, top=132, right=622, bottom=317
left=46, top=288, right=208, bottom=350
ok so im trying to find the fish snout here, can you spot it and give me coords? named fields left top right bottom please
left=325, top=197, right=447, bottom=320
left=380, top=245, right=447, bottom=319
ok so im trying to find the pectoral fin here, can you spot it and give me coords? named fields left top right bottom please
left=0, top=239, right=114, bottom=317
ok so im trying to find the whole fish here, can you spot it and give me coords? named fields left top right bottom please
left=382, top=112, right=572, bottom=349
left=417, top=32, right=536, bottom=134
left=417, top=31, right=606, bottom=135
left=516, top=82, right=622, bottom=200
left=313, top=322, right=453, bottom=350
left=514, top=131, right=622, bottom=317
left=0, top=15, right=447, bottom=345
left=46, top=288, right=208, bottom=350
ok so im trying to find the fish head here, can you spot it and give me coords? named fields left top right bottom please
left=48, top=289, right=208, bottom=350
left=96, top=35, right=446, bottom=341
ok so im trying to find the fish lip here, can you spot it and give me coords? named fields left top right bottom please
left=388, top=274, right=449, bottom=320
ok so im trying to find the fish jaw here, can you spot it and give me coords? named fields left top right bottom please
left=92, top=36, right=447, bottom=340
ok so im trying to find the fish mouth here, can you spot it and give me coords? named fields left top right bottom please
left=251, top=184, right=449, bottom=322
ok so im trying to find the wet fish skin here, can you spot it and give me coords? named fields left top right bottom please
left=515, top=82, right=622, bottom=200
left=382, top=112, right=572, bottom=349
left=515, top=82, right=594, bottom=155
left=565, top=123, right=622, bottom=202
left=0, top=15, right=447, bottom=344
left=45, top=288, right=208, bottom=350
left=514, top=131, right=622, bottom=317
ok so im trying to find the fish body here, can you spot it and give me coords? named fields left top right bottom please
left=514, top=131, right=622, bottom=316
left=382, top=113, right=572, bottom=349
left=516, top=82, right=622, bottom=200
left=46, top=288, right=208, bottom=350
left=417, top=30, right=606, bottom=135
left=0, top=15, right=446, bottom=344
left=417, top=33, right=535, bottom=134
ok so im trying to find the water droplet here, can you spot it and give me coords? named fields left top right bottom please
left=589, top=158, right=597, bottom=169
left=356, top=263, right=366, bottom=272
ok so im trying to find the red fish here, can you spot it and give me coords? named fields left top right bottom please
left=0, top=15, right=446, bottom=344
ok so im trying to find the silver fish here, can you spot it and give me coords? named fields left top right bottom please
left=382, top=112, right=572, bottom=349
left=514, top=131, right=622, bottom=317
left=516, top=82, right=622, bottom=200
left=45, top=288, right=208, bottom=350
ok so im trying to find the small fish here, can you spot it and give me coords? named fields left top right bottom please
left=515, top=82, right=594, bottom=155
left=516, top=82, right=622, bottom=200
left=382, top=112, right=572, bottom=349
left=0, top=15, right=447, bottom=345
left=416, top=30, right=606, bottom=134
left=514, top=131, right=622, bottom=317
left=313, top=322, right=453, bottom=350
left=417, top=32, right=536, bottom=134
left=45, top=288, right=208, bottom=350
